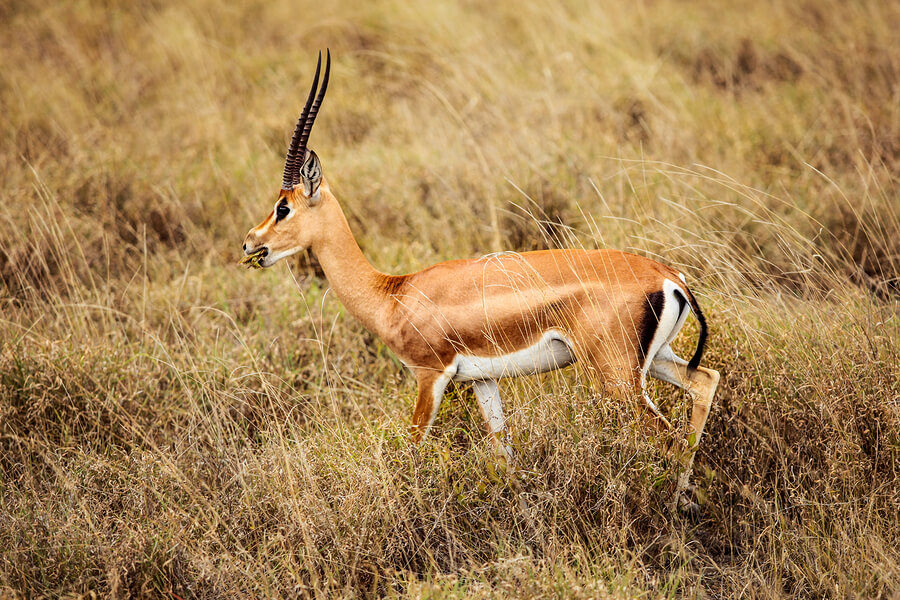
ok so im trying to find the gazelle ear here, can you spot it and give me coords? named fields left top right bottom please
left=300, top=149, right=323, bottom=205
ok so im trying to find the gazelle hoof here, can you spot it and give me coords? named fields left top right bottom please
left=676, top=497, right=701, bottom=522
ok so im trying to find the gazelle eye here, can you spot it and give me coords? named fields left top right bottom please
left=275, top=200, right=290, bottom=221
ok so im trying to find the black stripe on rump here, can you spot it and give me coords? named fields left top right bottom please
left=638, top=290, right=666, bottom=362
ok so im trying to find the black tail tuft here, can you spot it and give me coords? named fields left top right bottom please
left=685, top=289, right=708, bottom=370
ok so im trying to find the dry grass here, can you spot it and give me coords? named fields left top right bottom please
left=1, top=0, right=899, bottom=597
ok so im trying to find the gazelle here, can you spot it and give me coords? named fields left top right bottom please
left=242, top=51, right=720, bottom=511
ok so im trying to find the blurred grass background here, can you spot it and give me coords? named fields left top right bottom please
left=1, top=0, right=899, bottom=597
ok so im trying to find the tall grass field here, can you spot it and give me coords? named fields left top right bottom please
left=1, top=0, right=899, bottom=597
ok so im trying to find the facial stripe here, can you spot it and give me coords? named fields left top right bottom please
left=251, top=210, right=275, bottom=237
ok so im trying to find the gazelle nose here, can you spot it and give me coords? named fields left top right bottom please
left=242, top=243, right=247, bottom=252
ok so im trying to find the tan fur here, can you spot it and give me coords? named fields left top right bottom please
left=244, top=176, right=719, bottom=511
left=247, top=182, right=679, bottom=377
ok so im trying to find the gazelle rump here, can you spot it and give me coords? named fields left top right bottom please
left=242, top=51, right=720, bottom=511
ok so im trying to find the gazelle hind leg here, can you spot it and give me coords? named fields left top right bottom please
left=649, top=345, right=720, bottom=510
left=579, top=348, right=654, bottom=430
left=649, top=346, right=720, bottom=448
left=640, top=380, right=673, bottom=434
left=639, top=373, right=673, bottom=433
left=472, top=379, right=514, bottom=462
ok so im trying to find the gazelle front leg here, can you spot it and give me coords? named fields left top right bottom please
left=472, top=379, right=514, bottom=463
left=410, top=368, right=452, bottom=443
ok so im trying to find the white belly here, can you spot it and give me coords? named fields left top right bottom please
left=451, top=330, right=576, bottom=382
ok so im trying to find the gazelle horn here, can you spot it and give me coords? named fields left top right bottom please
left=281, top=49, right=331, bottom=190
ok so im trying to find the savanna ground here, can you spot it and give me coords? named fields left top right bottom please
left=1, top=0, right=899, bottom=597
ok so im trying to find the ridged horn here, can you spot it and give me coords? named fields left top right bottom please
left=291, top=48, right=330, bottom=189
left=281, top=51, right=323, bottom=191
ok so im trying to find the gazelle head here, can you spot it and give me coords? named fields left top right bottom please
left=242, top=50, right=331, bottom=268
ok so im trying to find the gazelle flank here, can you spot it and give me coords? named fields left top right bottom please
left=241, top=51, right=721, bottom=513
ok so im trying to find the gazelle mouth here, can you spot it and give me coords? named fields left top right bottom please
left=239, top=248, right=268, bottom=269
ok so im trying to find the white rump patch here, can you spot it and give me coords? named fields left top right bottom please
left=641, top=279, right=690, bottom=382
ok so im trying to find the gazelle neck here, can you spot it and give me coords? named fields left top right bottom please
left=309, top=187, right=392, bottom=335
